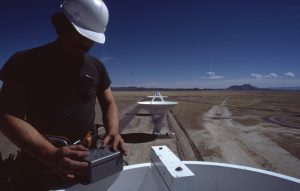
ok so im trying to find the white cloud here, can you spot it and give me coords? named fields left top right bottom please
left=200, top=72, right=224, bottom=80
left=284, top=72, right=295, bottom=77
left=267, top=73, right=278, bottom=78
left=251, top=73, right=263, bottom=79
left=251, top=73, right=279, bottom=79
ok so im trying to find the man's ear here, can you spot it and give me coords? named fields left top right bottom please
left=52, top=12, right=75, bottom=36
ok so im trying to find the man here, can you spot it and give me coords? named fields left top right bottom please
left=0, top=0, right=127, bottom=190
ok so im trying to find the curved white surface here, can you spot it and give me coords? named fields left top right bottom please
left=137, top=91, right=178, bottom=115
left=66, top=162, right=300, bottom=191
left=184, top=161, right=300, bottom=183
left=137, top=101, right=178, bottom=105
left=184, top=161, right=300, bottom=191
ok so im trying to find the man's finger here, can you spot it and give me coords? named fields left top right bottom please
left=112, top=135, right=121, bottom=150
left=69, top=144, right=89, bottom=151
left=102, top=135, right=111, bottom=146
left=55, top=170, right=75, bottom=181
left=118, top=138, right=128, bottom=155
left=52, top=162, right=78, bottom=180
left=63, top=148, right=89, bottom=159
left=61, top=157, right=89, bottom=170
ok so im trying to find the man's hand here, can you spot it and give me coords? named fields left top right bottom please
left=102, top=134, right=128, bottom=155
left=97, top=88, right=128, bottom=155
left=46, top=144, right=89, bottom=180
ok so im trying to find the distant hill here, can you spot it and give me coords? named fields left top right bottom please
left=227, top=84, right=259, bottom=90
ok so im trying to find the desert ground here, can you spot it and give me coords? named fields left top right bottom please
left=1, top=90, right=300, bottom=179
left=113, top=90, right=300, bottom=179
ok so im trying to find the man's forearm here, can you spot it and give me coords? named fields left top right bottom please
left=0, top=113, right=57, bottom=162
left=98, top=88, right=127, bottom=154
left=103, top=102, right=119, bottom=135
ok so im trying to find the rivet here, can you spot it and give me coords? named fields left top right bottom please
left=175, top=167, right=183, bottom=172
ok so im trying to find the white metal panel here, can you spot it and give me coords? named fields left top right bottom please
left=151, top=145, right=195, bottom=191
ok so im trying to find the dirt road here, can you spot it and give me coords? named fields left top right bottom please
left=202, top=102, right=300, bottom=178
left=268, top=113, right=300, bottom=129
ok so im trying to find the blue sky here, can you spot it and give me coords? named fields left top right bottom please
left=0, top=0, right=299, bottom=88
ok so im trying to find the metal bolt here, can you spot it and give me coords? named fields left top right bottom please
left=175, top=167, right=183, bottom=172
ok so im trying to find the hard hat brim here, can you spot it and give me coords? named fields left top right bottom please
left=71, top=23, right=106, bottom=44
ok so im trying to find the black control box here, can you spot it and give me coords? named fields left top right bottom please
left=80, top=146, right=123, bottom=184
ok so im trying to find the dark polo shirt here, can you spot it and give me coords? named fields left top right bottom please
left=0, top=42, right=111, bottom=142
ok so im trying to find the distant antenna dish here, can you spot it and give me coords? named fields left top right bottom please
left=137, top=91, right=178, bottom=137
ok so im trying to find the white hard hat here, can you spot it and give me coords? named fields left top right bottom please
left=61, top=0, right=109, bottom=44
